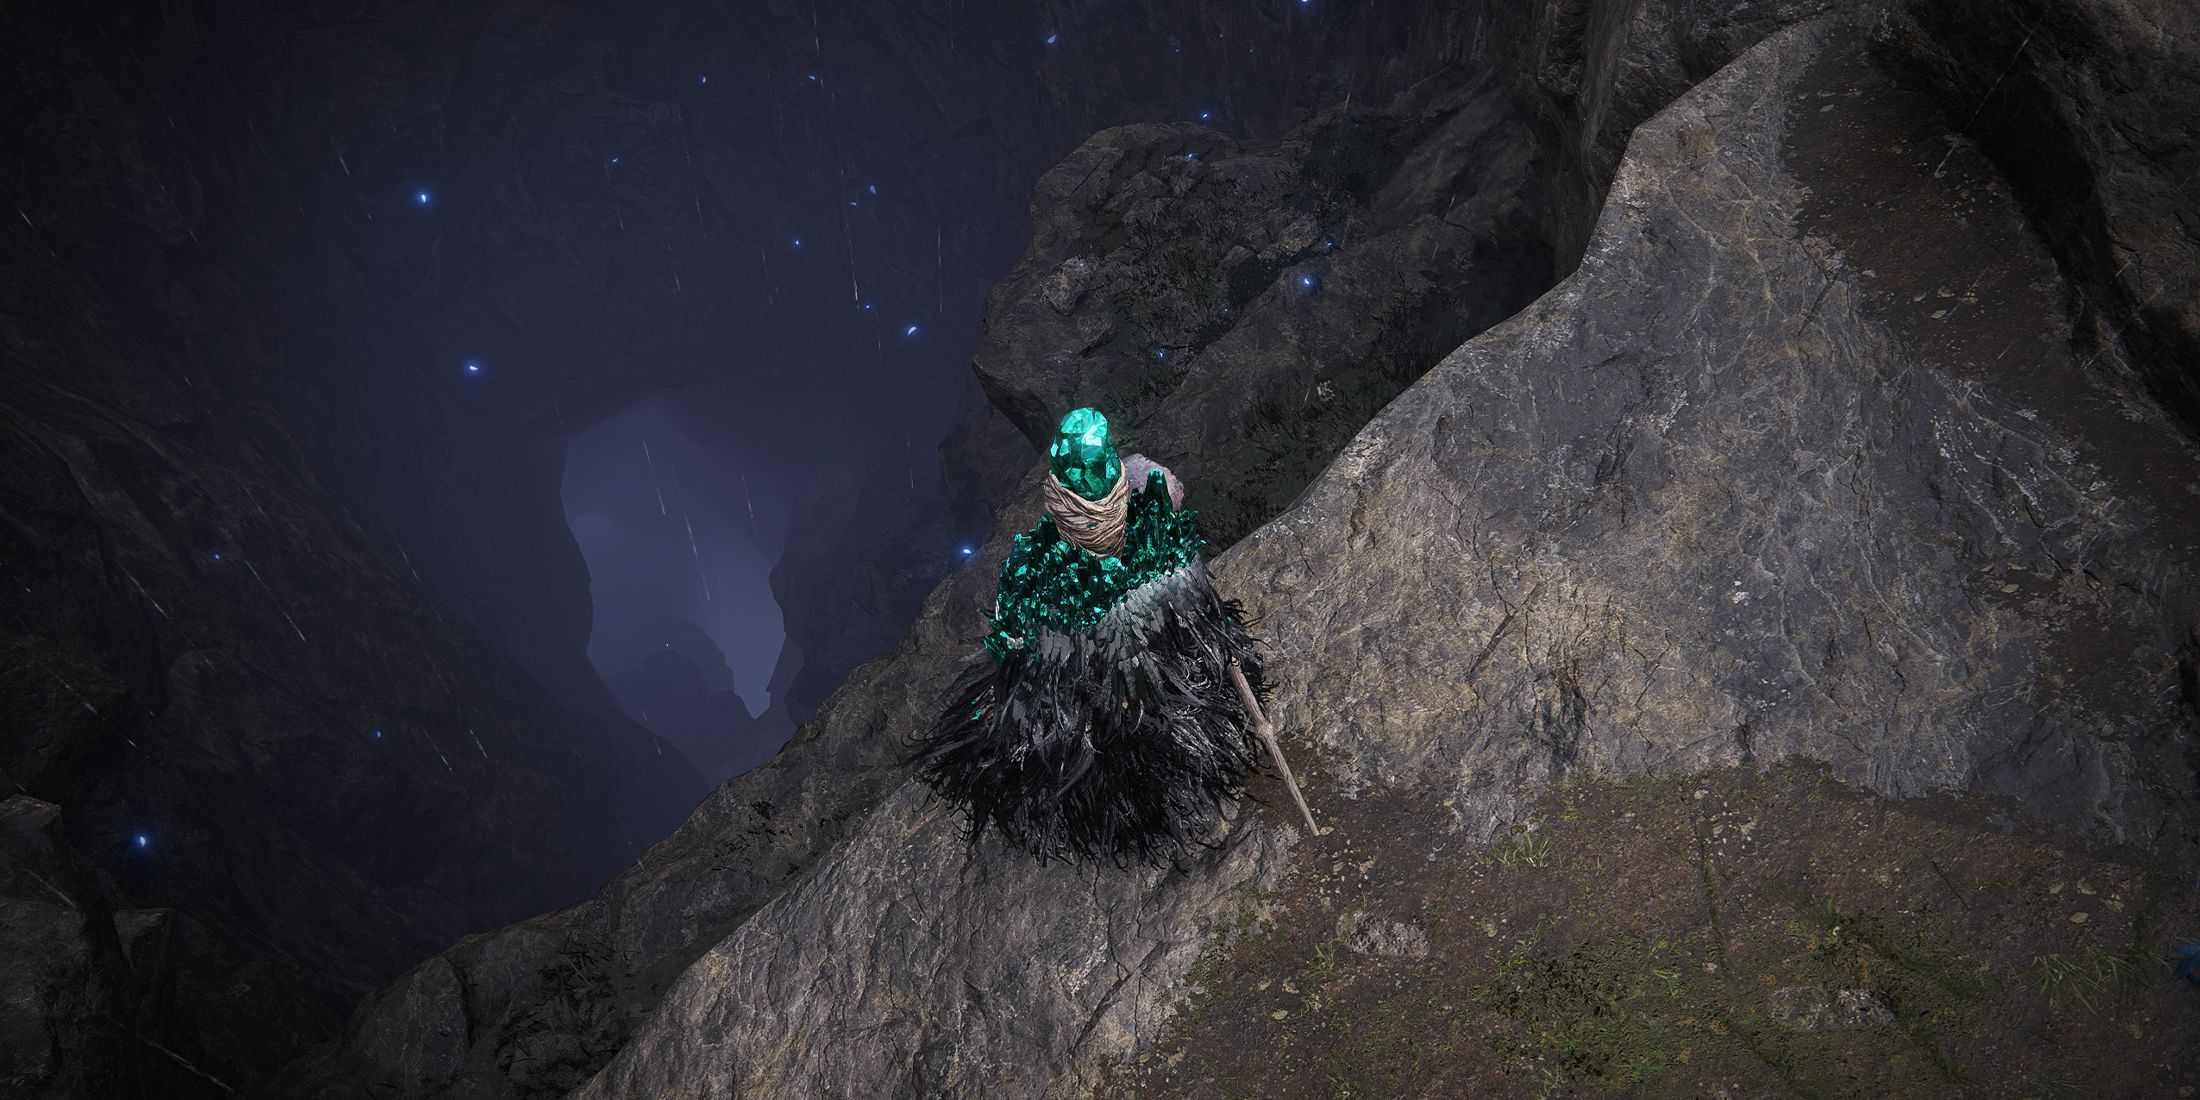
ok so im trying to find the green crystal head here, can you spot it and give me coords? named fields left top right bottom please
left=1047, top=407, right=1122, bottom=500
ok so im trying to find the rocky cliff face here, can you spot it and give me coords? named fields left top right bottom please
left=562, top=11, right=2195, bottom=1100
left=285, top=1, right=2197, bottom=1098
left=608, top=643, right=792, bottom=785
left=557, top=12, right=2200, bottom=1095
left=2, top=7, right=712, bottom=1092
left=765, top=464, right=961, bottom=727
left=1230, top=12, right=2200, bottom=851
left=950, top=74, right=1554, bottom=550
left=0, top=261, right=703, bottom=1090
left=274, top=30, right=1564, bottom=1098
left=1515, top=0, right=2200, bottom=432
left=4, top=2, right=1537, bottom=1095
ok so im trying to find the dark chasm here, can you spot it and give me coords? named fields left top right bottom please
left=2, top=1, right=2196, bottom=1098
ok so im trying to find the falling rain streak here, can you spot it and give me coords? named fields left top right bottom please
left=812, top=18, right=863, bottom=304
left=122, top=567, right=170, bottom=620
left=243, top=560, right=308, bottom=642
left=684, top=513, right=711, bottom=601
left=394, top=538, right=423, bottom=584
left=50, top=672, right=97, bottom=715
left=419, top=727, right=455, bottom=774
left=643, top=440, right=667, bottom=515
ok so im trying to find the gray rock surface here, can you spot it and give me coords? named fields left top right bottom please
left=1336, top=910, right=1432, bottom=960
left=9, top=4, right=1530, bottom=1091
left=559, top=13, right=2200, bottom=1096
left=1513, top=0, right=2200, bottom=428
left=0, top=797, right=125, bottom=1099
left=1877, top=0, right=2200, bottom=433
left=278, top=45, right=1561, bottom=1100
left=0, top=797, right=296, bottom=1098
left=1515, top=0, right=1856, bottom=267
left=571, top=784, right=1297, bottom=1100
left=958, top=77, right=1556, bottom=551
left=1767, top=985, right=1897, bottom=1031
left=284, top=3, right=2199, bottom=1098
left=270, top=510, right=1031, bottom=1098
left=1225, top=14, right=2200, bottom=854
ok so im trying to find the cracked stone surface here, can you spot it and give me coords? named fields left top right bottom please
left=1223, top=10, right=2200, bottom=858
left=282, top=4, right=2197, bottom=1099
left=554, top=14, right=2195, bottom=1100
left=950, top=76, right=1556, bottom=552
left=1767, top=985, right=1897, bottom=1031
left=569, top=783, right=1299, bottom=1100
left=1337, top=910, right=1432, bottom=960
left=1222, top=13, right=2200, bottom=857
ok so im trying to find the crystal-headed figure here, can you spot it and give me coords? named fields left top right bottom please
left=904, top=407, right=1276, bottom=868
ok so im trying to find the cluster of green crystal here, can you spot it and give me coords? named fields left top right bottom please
left=981, top=408, right=1205, bottom=660
left=982, top=468, right=1206, bottom=662
left=1048, top=407, right=1123, bottom=501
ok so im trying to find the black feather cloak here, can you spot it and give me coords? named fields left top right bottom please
left=903, top=472, right=1270, bottom=868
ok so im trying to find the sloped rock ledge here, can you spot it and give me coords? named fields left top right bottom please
left=569, top=13, right=2197, bottom=1098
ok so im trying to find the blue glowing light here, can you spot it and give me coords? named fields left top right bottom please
left=697, top=74, right=709, bottom=86
left=134, top=833, right=149, bottom=849
left=610, top=155, right=621, bottom=166
left=1199, top=111, right=1212, bottom=121
left=805, top=72, right=818, bottom=82
left=1299, top=273, right=1317, bottom=290
left=960, top=546, right=974, bottom=557
left=1152, top=347, right=1169, bottom=361
left=1045, top=32, right=1059, bottom=45
left=464, top=360, right=481, bottom=375
left=415, top=191, right=431, bottom=206
left=1183, top=151, right=1198, bottom=161
left=848, top=200, right=859, bottom=207
left=2175, top=942, right=2200, bottom=984
left=862, top=302, right=875, bottom=312
left=1323, top=238, right=1337, bottom=251
left=904, top=323, right=920, bottom=337
left=210, top=551, right=222, bottom=562
left=792, top=237, right=803, bottom=248
left=867, top=183, right=878, bottom=195
left=372, top=728, right=384, bottom=740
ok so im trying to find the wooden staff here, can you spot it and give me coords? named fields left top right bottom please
left=1227, top=659, right=1319, bottom=837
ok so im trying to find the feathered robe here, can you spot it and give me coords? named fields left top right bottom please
left=905, top=462, right=1271, bottom=868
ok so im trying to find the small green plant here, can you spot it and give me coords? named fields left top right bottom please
left=1310, top=934, right=1344, bottom=980
left=1324, top=1061, right=1361, bottom=1100
left=1478, top=934, right=1697, bottom=1091
left=1493, top=827, right=1552, bottom=868
left=2032, top=947, right=2128, bottom=1015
